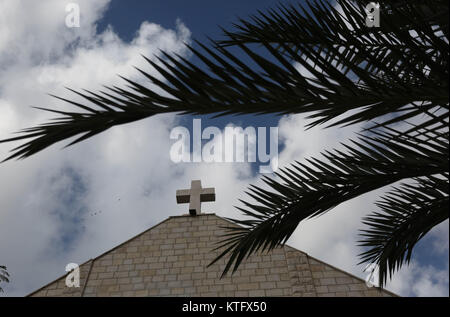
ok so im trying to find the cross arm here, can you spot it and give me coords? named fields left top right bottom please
left=200, top=187, right=215, bottom=202
left=176, top=189, right=191, bottom=203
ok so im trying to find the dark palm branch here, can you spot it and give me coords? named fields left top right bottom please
left=209, top=128, right=448, bottom=281
left=359, top=176, right=449, bottom=286
left=0, top=0, right=447, bottom=160
left=0, top=0, right=448, bottom=287
left=0, top=266, right=9, bottom=293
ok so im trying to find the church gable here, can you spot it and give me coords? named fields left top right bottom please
left=29, top=214, right=395, bottom=297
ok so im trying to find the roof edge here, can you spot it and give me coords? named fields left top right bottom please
left=26, top=213, right=399, bottom=297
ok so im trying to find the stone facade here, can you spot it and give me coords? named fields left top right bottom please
left=29, top=213, right=396, bottom=297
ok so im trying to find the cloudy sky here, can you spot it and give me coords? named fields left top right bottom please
left=0, top=0, right=448, bottom=297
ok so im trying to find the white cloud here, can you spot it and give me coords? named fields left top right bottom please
left=429, top=220, right=449, bottom=255
left=0, top=0, right=257, bottom=297
left=0, top=0, right=193, bottom=296
left=389, top=260, right=449, bottom=297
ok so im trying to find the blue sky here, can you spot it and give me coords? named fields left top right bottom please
left=0, top=0, right=447, bottom=297
left=96, top=0, right=288, bottom=176
left=97, top=0, right=290, bottom=42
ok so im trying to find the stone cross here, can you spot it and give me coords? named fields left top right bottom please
left=176, top=180, right=215, bottom=216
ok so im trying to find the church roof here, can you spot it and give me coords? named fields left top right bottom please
left=28, top=213, right=397, bottom=297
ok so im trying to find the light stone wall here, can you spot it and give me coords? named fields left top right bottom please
left=29, top=214, right=395, bottom=297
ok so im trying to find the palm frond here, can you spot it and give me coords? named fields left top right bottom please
left=359, top=176, right=449, bottom=287
left=209, top=130, right=448, bottom=277
left=0, top=266, right=9, bottom=293
left=0, top=0, right=447, bottom=161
